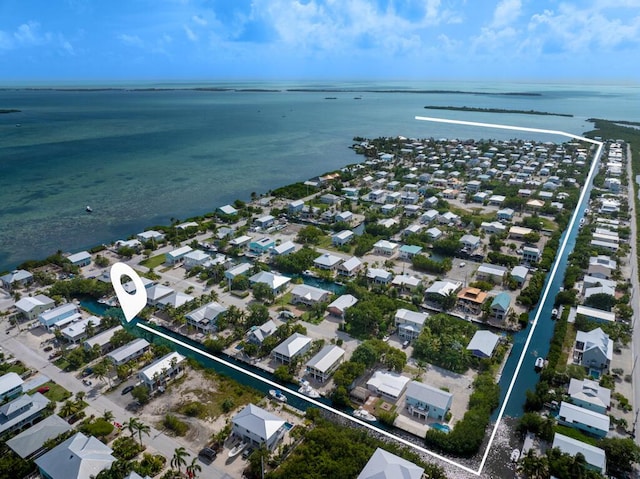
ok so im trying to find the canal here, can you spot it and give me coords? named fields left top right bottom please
left=496, top=156, right=599, bottom=418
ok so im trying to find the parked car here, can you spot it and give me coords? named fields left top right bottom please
left=37, top=386, right=50, bottom=394
left=82, top=367, right=93, bottom=377
left=121, top=385, right=134, bottom=395
left=43, top=345, right=53, bottom=352
left=198, top=447, right=217, bottom=463
left=402, top=340, right=410, bottom=349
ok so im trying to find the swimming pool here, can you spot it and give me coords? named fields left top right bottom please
left=431, top=423, right=451, bottom=433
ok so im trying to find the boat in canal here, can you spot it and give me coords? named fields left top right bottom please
left=353, top=408, right=376, bottom=422
left=535, top=357, right=545, bottom=371
left=298, top=379, right=321, bottom=399
left=269, top=389, right=287, bottom=403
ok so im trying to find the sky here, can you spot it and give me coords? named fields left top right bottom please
left=0, top=0, right=639, bottom=82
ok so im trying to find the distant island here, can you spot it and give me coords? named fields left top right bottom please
left=287, top=89, right=541, bottom=96
left=0, top=109, right=20, bottom=114
left=424, top=105, right=573, bottom=117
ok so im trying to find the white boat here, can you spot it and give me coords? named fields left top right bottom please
left=269, top=389, right=287, bottom=403
left=227, top=442, right=246, bottom=458
left=535, top=357, right=545, bottom=370
left=86, top=205, right=93, bottom=213
left=511, top=448, right=520, bottom=462
left=551, top=308, right=558, bottom=318
left=353, top=408, right=376, bottom=422
left=298, top=380, right=321, bottom=399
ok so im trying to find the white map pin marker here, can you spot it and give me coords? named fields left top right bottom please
left=110, top=262, right=147, bottom=323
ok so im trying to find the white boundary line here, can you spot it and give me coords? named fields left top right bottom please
left=416, top=116, right=604, bottom=475
left=135, top=116, right=604, bottom=477
left=136, top=322, right=479, bottom=475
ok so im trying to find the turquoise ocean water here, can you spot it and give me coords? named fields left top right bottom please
left=0, top=81, right=638, bottom=271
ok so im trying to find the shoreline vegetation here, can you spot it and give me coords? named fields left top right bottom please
left=424, top=105, right=573, bottom=117
left=0, top=87, right=541, bottom=96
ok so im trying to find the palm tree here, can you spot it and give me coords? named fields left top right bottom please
left=135, top=420, right=150, bottom=446
left=60, top=399, right=80, bottom=419
left=185, top=457, right=202, bottom=479
left=75, top=391, right=86, bottom=403
left=102, top=410, right=114, bottom=422
left=517, top=449, right=549, bottom=479
left=171, top=446, right=190, bottom=474
left=125, top=417, right=141, bottom=438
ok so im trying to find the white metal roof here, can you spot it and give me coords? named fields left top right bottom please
left=306, top=345, right=345, bottom=373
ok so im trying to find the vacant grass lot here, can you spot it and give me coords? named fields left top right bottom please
left=140, top=254, right=166, bottom=269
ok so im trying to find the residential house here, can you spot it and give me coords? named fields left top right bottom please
left=425, top=227, right=443, bottom=240
left=84, top=326, right=123, bottom=354
left=366, top=370, right=410, bottom=401
left=182, top=250, right=211, bottom=270
left=551, top=433, right=606, bottom=474
left=405, top=381, right=453, bottom=420
left=15, top=294, right=55, bottom=321
left=136, top=230, right=165, bottom=243
left=588, top=255, right=617, bottom=279
left=217, top=204, right=238, bottom=216
left=186, top=301, right=228, bottom=332
left=575, top=305, right=615, bottom=324
left=336, top=211, right=353, bottom=223
left=6, top=414, right=72, bottom=459
left=522, top=246, right=541, bottom=264
left=145, top=284, right=174, bottom=306
left=225, top=263, right=252, bottom=283
left=476, top=264, right=508, bottom=283
left=138, top=352, right=186, bottom=392
left=511, top=265, right=529, bottom=286
left=249, top=271, right=291, bottom=295
left=249, top=237, right=275, bottom=255
left=165, top=245, right=193, bottom=265
left=314, top=253, right=343, bottom=270
left=466, top=330, right=501, bottom=358
left=490, top=292, right=512, bottom=321
left=438, top=212, right=460, bottom=225
left=35, top=432, right=115, bottom=479
left=508, top=226, right=533, bottom=240
left=254, top=215, right=275, bottom=229
left=67, top=251, right=91, bottom=267
left=156, top=291, right=194, bottom=309
left=481, top=221, right=507, bottom=235
left=367, top=268, right=393, bottom=285
left=357, top=448, right=424, bottom=479
left=395, top=309, right=429, bottom=340
left=290, top=284, right=331, bottom=306
left=338, top=256, right=363, bottom=277
left=582, top=276, right=616, bottom=293
left=229, top=235, right=252, bottom=249
left=232, top=404, right=286, bottom=451
left=0, top=393, right=50, bottom=438
left=568, top=378, right=611, bottom=414
left=0, top=269, right=33, bottom=290
left=272, top=333, right=312, bottom=364
left=327, top=294, right=358, bottom=319
left=574, top=328, right=613, bottom=371
left=107, top=338, right=151, bottom=366
left=0, top=372, right=23, bottom=401
left=288, top=199, right=304, bottom=214
left=420, top=209, right=439, bottom=224
left=424, top=280, right=462, bottom=304
left=459, top=234, right=481, bottom=252
left=457, top=287, right=488, bottom=315
left=38, top=303, right=81, bottom=331
left=392, top=274, right=422, bottom=293
left=332, top=230, right=354, bottom=247
left=557, top=401, right=609, bottom=438
left=306, top=345, right=345, bottom=382
left=247, top=320, right=278, bottom=346
left=399, top=244, right=423, bottom=260
left=271, top=241, right=296, bottom=256
left=497, top=208, right=515, bottom=222
left=373, top=240, right=399, bottom=257
left=61, top=315, right=102, bottom=343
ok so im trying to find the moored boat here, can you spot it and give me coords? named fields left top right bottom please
left=535, top=357, right=545, bottom=370
left=298, top=379, right=321, bottom=399
left=269, top=389, right=287, bottom=403
left=86, top=205, right=93, bottom=213
left=353, top=408, right=376, bottom=422
left=511, top=448, right=520, bottom=462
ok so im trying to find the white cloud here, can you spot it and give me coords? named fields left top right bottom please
left=184, top=25, right=197, bottom=41
left=491, top=0, right=522, bottom=28
left=117, top=33, right=144, bottom=47
left=192, top=14, right=207, bottom=26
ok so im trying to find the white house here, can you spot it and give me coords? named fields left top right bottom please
left=249, top=271, right=291, bottom=295
left=466, top=330, right=501, bottom=358
left=247, top=320, right=278, bottom=346
left=568, top=378, right=611, bottom=414
left=557, top=401, right=609, bottom=438
left=107, top=338, right=151, bottom=366
left=0, top=372, right=23, bottom=401
left=67, top=251, right=92, bottom=267
left=38, top=303, right=81, bottom=331
left=165, top=245, right=193, bottom=265
left=395, top=309, right=428, bottom=340
left=136, top=230, right=165, bottom=243
left=552, top=433, right=606, bottom=474
left=357, top=448, right=424, bottom=479
left=373, top=240, right=399, bottom=257
left=338, top=257, right=363, bottom=277
left=182, top=250, right=211, bottom=270
left=61, top=315, right=102, bottom=343
left=290, top=284, right=331, bottom=306
left=138, top=352, right=186, bottom=391
left=272, top=333, right=312, bottom=364
left=327, top=294, right=358, bottom=319
left=366, top=370, right=410, bottom=401
left=332, top=230, right=354, bottom=247
left=186, top=301, right=228, bottom=332
left=35, top=432, right=115, bottom=479
left=313, top=253, right=343, bottom=270
left=305, top=345, right=345, bottom=382
left=574, top=328, right=612, bottom=371
left=232, top=404, right=286, bottom=451
left=367, top=268, right=393, bottom=284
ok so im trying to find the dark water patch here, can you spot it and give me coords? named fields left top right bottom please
left=0, top=204, right=37, bottom=215
left=171, top=177, right=188, bottom=183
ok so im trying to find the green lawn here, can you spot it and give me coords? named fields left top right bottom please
left=140, top=254, right=166, bottom=269
left=29, top=381, right=72, bottom=402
